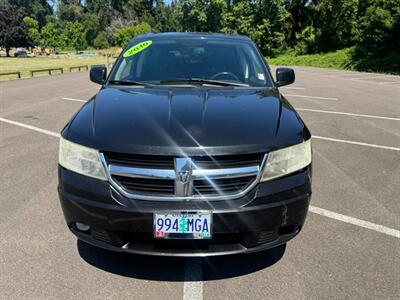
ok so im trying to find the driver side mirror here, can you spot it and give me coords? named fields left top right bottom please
left=276, top=68, right=295, bottom=87
left=90, top=65, right=107, bottom=85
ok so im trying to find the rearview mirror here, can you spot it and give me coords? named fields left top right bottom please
left=276, top=68, right=295, bottom=87
left=90, top=65, right=107, bottom=85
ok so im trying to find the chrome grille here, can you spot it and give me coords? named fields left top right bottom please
left=101, top=153, right=266, bottom=201
left=112, top=176, right=174, bottom=195
left=193, top=176, right=256, bottom=195
left=192, top=154, right=263, bottom=169
left=105, top=152, right=174, bottom=169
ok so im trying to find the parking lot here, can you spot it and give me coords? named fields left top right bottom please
left=1, top=67, right=399, bottom=299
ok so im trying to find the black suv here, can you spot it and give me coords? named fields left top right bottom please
left=58, top=33, right=312, bottom=256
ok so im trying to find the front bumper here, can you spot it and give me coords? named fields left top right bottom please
left=58, top=166, right=311, bottom=257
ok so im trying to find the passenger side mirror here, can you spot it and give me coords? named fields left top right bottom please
left=90, top=65, right=107, bottom=85
left=276, top=68, right=295, bottom=87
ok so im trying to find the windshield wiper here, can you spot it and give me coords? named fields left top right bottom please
left=159, top=78, right=249, bottom=87
left=108, top=79, right=153, bottom=86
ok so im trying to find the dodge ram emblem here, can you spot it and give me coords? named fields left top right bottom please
left=174, top=157, right=194, bottom=197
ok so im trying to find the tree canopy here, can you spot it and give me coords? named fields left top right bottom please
left=0, top=0, right=398, bottom=72
left=0, top=3, right=32, bottom=56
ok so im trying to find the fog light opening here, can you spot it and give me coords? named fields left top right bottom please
left=279, top=225, right=300, bottom=236
left=75, top=222, right=90, bottom=232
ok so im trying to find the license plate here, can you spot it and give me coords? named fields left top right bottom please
left=153, top=212, right=212, bottom=239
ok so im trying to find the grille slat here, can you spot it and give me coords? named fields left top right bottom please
left=193, top=176, right=255, bottom=195
left=192, top=153, right=263, bottom=169
left=105, top=152, right=174, bottom=169
left=112, top=176, right=174, bottom=194
left=105, top=153, right=263, bottom=170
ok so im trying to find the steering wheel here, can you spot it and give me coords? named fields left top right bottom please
left=210, top=71, right=240, bottom=82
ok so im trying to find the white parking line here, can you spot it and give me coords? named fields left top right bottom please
left=309, top=206, right=400, bottom=238
left=280, top=87, right=305, bottom=90
left=312, top=135, right=400, bottom=151
left=378, top=81, right=400, bottom=85
left=1, top=117, right=399, bottom=238
left=349, top=76, right=385, bottom=81
left=284, top=94, right=338, bottom=101
left=0, top=117, right=60, bottom=138
left=183, top=259, right=203, bottom=300
left=296, top=108, right=400, bottom=121
left=303, top=73, right=400, bottom=87
left=62, top=97, right=87, bottom=103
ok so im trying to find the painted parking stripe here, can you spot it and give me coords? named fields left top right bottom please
left=0, top=117, right=60, bottom=138
left=284, top=94, right=338, bottom=101
left=183, top=259, right=203, bottom=300
left=378, top=81, right=400, bottom=85
left=280, top=87, right=305, bottom=90
left=312, top=135, right=400, bottom=151
left=1, top=117, right=399, bottom=238
left=296, top=108, right=400, bottom=121
left=303, top=73, right=400, bottom=86
left=62, top=97, right=87, bottom=103
left=349, top=76, right=387, bottom=81
left=309, top=206, right=400, bottom=238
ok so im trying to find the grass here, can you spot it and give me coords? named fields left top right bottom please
left=0, top=56, right=115, bottom=81
left=267, top=47, right=400, bottom=75
left=267, top=48, right=353, bottom=70
left=60, top=47, right=122, bottom=56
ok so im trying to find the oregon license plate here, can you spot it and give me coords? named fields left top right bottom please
left=153, top=212, right=212, bottom=239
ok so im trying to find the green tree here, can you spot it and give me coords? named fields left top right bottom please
left=354, top=0, right=400, bottom=72
left=206, top=0, right=227, bottom=32
left=9, top=0, right=53, bottom=27
left=293, top=25, right=316, bottom=54
left=179, top=0, right=208, bottom=32
left=86, top=0, right=114, bottom=29
left=23, top=16, right=41, bottom=46
left=123, top=0, right=153, bottom=19
left=82, top=13, right=100, bottom=46
left=93, top=32, right=110, bottom=49
left=315, top=0, right=359, bottom=52
left=221, top=0, right=255, bottom=36
left=253, top=0, right=290, bottom=52
left=359, top=0, right=400, bottom=55
left=57, top=2, right=84, bottom=22
left=61, top=21, right=87, bottom=52
left=283, top=0, right=314, bottom=47
left=153, top=0, right=182, bottom=32
left=0, top=4, right=31, bottom=56
left=114, top=22, right=151, bottom=47
left=41, top=22, right=63, bottom=49
left=253, top=18, right=286, bottom=56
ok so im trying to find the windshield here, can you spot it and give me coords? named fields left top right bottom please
left=109, top=38, right=272, bottom=87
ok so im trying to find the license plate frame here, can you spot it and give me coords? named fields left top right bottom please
left=153, top=211, right=212, bottom=239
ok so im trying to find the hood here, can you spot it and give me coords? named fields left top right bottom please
left=65, top=86, right=309, bottom=156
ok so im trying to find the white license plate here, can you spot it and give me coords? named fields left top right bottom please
left=153, top=212, right=212, bottom=239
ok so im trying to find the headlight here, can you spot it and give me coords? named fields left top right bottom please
left=59, top=137, right=107, bottom=180
left=261, top=139, right=311, bottom=182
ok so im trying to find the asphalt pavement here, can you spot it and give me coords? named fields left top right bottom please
left=0, top=68, right=399, bottom=299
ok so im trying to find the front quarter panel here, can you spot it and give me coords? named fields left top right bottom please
left=62, top=95, right=97, bottom=146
